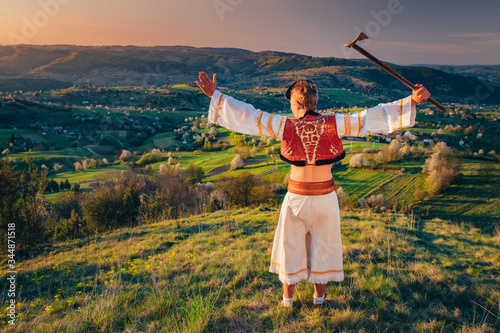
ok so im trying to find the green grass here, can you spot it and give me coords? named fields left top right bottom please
left=170, top=83, right=199, bottom=92
left=48, top=165, right=127, bottom=184
left=413, top=160, right=500, bottom=232
left=2, top=208, right=498, bottom=331
left=382, top=173, right=426, bottom=209
left=332, top=167, right=399, bottom=199
left=7, top=148, right=96, bottom=170
left=0, top=129, right=35, bottom=143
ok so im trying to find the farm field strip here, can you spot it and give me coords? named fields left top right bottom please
left=333, top=169, right=398, bottom=198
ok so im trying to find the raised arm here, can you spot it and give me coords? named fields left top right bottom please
left=197, top=72, right=287, bottom=139
left=335, top=85, right=430, bottom=137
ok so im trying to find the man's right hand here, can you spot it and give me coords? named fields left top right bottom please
left=196, top=72, right=217, bottom=97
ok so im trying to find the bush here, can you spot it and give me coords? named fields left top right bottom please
left=230, top=154, right=245, bottom=170
left=82, top=158, right=97, bottom=170
left=185, top=162, right=204, bottom=186
left=54, top=210, right=86, bottom=241
left=119, top=150, right=133, bottom=161
left=74, top=161, right=83, bottom=171
left=366, top=194, right=385, bottom=208
left=226, top=172, right=276, bottom=207
left=422, top=142, right=461, bottom=195
left=82, top=172, right=143, bottom=232
left=349, top=153, right=370, bottom=168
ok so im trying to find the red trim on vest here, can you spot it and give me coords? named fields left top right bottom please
left=280, top=114, right=344, bottom=166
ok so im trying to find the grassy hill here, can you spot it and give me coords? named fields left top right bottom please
left=1, top=208, right=499, bottom=332
left=1, top=45, right=499, bottom=104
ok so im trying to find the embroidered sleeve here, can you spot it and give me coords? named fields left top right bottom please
left=335, top=96, right=415, bottom=137
left=208, top=90, right=287, bottom=140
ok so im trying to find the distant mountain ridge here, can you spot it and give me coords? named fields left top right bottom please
left=413, top=64, right=500, bottom=83
left=0, top=44, right=499, bottom=104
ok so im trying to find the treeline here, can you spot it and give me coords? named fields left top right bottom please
left=0, top=159, right=278, bottom=256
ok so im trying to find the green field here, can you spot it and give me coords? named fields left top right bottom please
left=48, top=164, right=127, bottom=184
left=382, top=173, right=426, bottom=209
left=413, top=160, right=500, bottom=232
left=332, top=167, right=398, bottom=199
left=170, top=83, right=199, bottom=92
left=7, top=148, right=96, bottom=170
left=2, top=208, right=498, bottom=332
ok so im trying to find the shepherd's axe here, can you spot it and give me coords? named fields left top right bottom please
left=345, top=32, right=448, bottom=112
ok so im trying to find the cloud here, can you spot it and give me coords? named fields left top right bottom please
left=471, top=39, right=500, bottom=46
left=448, top=33, right=500, bottom=38
left=371, top=41, right=482, bottom=55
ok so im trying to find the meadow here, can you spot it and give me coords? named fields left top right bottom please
left=1, top=208, right=498, bottom=332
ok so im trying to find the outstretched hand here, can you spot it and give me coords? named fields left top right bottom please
left=196, top=72, right=217, bottom=97
left=411, top=84, right=431, bottom=106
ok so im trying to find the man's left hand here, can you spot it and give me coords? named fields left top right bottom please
left=411, top=84, right=431, bottom=105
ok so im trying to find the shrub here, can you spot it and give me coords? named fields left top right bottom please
left=226, top=172, right=276, bottom=207
left=185, top=162, right=205, bottom=186
left=119, top=150, right=133, bottom=161
left=53, top=210, right=86, bottom=241
left=367, top=194, right=385, bottom=208
left=349, top=153, right=369, bottom=168
left=82, top=158, right=97, bottom=170
left=230, top=154, right=245, bottom=170
left=250, top=147, right=259, bottom=157
left=74, top=161, right=83, bottom=171
left=82, top=172, right=143, bottom=233
left=422, top=142, right=461, bottom=195
left=336, top=187, right=349, bottom=207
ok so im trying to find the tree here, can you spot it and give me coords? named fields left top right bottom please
left=230, top=154, right=245, bottom=170
left=185, top=162, right=205, bottom=186
left=204, top=139, right=213, bottom=151
left=422, top=142, right=461, bottom=195
left=227, top=172, right=256, bottom=207
left=0, top=160, right=21, bottom=252
left=119, top=150, right=133, bottom=161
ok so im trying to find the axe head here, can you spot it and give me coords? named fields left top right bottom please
left=345, top=32, right=369, bottom=48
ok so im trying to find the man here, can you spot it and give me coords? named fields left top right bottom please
left=196, top=72, right=430, bottom=307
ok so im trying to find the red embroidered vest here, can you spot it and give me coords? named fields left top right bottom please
left=280, top=113, right=345, bottom=166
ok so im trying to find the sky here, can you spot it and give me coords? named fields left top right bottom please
left=1, top=0, right=499, bottom=65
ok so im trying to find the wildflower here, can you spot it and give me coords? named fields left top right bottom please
left=44, top=305, right=54, bottom=316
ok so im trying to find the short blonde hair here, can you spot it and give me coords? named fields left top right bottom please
left=287, top=80, right=318, bottom=111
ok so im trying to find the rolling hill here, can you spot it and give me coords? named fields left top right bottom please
left=1, top=45, right=499, bottom=104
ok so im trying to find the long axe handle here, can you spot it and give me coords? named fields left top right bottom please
left=346, top=41, right=448, bottom=112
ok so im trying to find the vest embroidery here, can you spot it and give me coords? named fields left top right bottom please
left=294, top=117, right=325, bottom=165
left=281, top=114, right=344, bottom=166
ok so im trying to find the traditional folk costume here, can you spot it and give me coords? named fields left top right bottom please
left=208, top=89, right=416, bottom=285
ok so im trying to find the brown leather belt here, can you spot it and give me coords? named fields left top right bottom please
left=287, top=178, right=335, bottom=196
